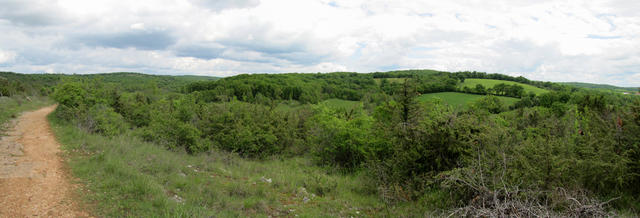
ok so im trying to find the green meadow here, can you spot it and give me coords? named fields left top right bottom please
left=460, top=78, right=548, bottom=95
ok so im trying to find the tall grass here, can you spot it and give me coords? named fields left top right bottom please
left=49, top=113, right=437, bottom=217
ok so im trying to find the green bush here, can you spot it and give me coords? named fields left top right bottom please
left=54, top=104, right=83, bottom=122
left=52, top=82, right=91, bottom=108
left=307, top=105, right=375, bottom=170
left=143, top=107, right=205, bottom=153
left=370, top=100, right=474, bottom=201
left=199, top=101, right=289, bottom=158
left=471, top=95, right=504, bottom=114
left=87, top=104, right=128, bottom=136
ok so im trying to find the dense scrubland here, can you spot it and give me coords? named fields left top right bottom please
left=2, top=70, right=640, bottom=216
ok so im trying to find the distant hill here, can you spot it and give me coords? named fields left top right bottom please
left=0, top=71, right=219, bottom=96
left=76, top=72, right=219, bottom=92
left=561, top=82, right=638, bottom=94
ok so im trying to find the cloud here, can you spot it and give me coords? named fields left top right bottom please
left=0, top=0, right=638, bottom=86
left=189, top=0, right=260, bottom=11
left=174, top=44, right=225, bottom=60
left=0, top=0, right=67, bottom=26
left=587, top=34, right=622, bottom=39
left=74, top=30, right=176, bottom=50
left=0, top=50, right=16, bottom=64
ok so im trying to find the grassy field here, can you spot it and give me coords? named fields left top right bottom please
left=417, top=92, right=519, bottom=109
left=50, top=114, right=437, bottom=217
left=0, top=96, right=53, bottom=135
left=460, top=79, right=548, bottom=95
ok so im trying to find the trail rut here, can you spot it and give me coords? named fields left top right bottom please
left=0, top=105, right=87, bottom=217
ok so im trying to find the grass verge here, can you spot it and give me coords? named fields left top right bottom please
left=49, top=113, right=438, bottom=217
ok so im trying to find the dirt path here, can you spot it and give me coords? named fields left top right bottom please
left=0, top=105, right=87, bottom=217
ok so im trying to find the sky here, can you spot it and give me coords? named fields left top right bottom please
left=0, top=0, right=639, bottom=87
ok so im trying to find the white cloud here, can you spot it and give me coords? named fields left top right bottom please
left=0, top=0, right=638, bottom=86
left=0, top=50, right=16, bottom=64
left=130, top=23, right=145, bottom=30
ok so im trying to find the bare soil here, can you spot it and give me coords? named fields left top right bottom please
left=0, top=105, right=88, bottom=217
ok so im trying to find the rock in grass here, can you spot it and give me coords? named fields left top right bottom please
left=171, top=194, right=184, bottom=203
left=260, top=176, right=272, bottom=183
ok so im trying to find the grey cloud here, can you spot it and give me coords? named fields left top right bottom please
left=218, top=37, right=307, bottom=55
left=173, top=40, right=328, bottom=66
left=189, top=0, right=260, bottom=11
left=0, top=0, right=66, bottom=26
left=587, top=34, right=622, bottom=39
left=608, top=0, right=640, bottom=17
left=272, top=51, right=329, bottom=66
left=75, top=30, right=176, bottom=50
left=174, top=44, right=225, bottom=60
left=203, top=22, right=328, bottom=65
left=489, top=39, right=561, bottom=72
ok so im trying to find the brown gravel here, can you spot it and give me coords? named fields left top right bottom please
left=0, top=105, right=88, bottom=217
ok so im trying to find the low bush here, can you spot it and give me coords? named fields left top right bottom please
left=86, top=104, right=128, bottom=136
left=307, top=105, right=375, bottom=170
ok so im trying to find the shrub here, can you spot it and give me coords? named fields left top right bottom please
left=307, top=105, right=374, bottom=170
left=472, top=95, right=503, bottom=114
left=201, top=101, right=286, bottom=158
left=52, top=82, right=90, bottom=108
left=370, top=100, right=474, bottom=201
left=86, top=104, right=128, bottom=136
left=144, top=107, right=205, bottom=154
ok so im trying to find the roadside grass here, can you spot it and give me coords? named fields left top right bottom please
left=460, top=79, right=548, bottom=95
left=0, top=96, right=52, bottom=135
left=417, top=92, right=519, bottom=109
left=49, top=114, right=436, bottom=217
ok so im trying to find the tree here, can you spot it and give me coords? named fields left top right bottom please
left=398, top=78, right=419, bottom=125
left=475, top=84, right=486, bottom=94
left=508, top=84, right=525, bottom=97
left=473, top=95, right=504, bottom=114
left=493, top=83, right=508, bottom=96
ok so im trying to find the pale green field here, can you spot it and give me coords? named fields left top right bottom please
left=460, top=79, right=548, bottom=95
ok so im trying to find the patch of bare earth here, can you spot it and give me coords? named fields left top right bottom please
left=0, top=105, right=88, bottom=217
